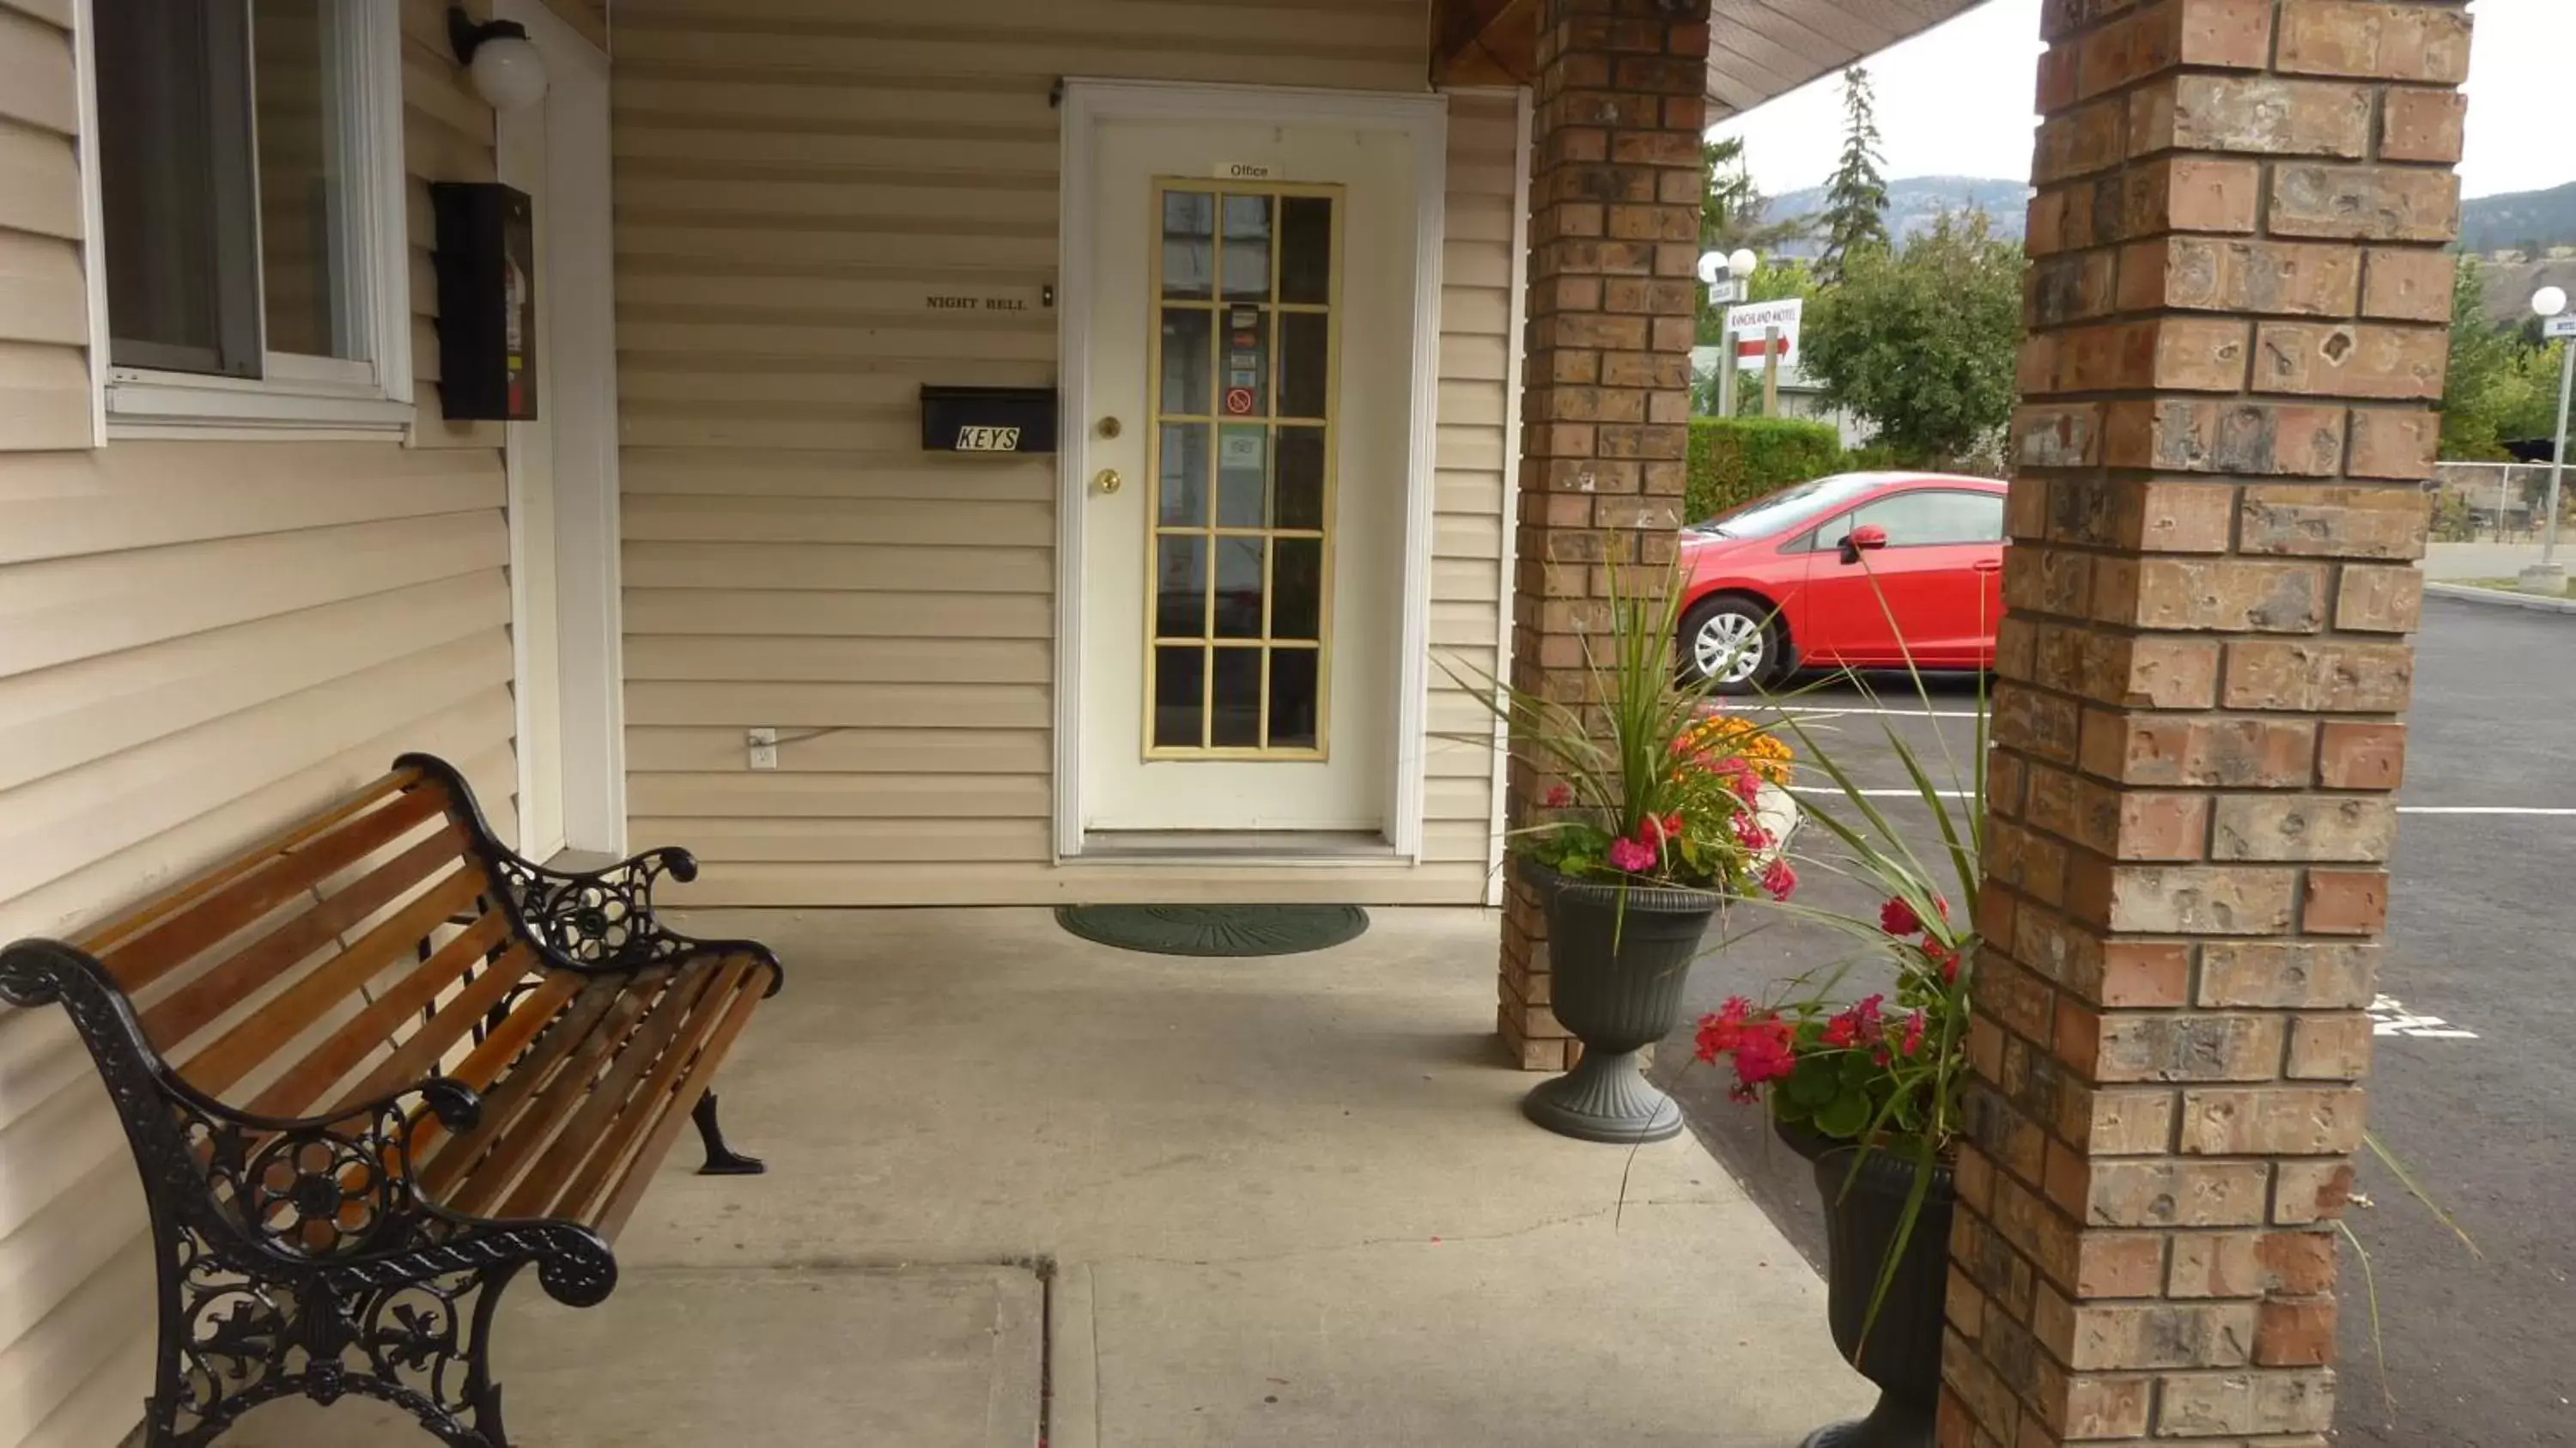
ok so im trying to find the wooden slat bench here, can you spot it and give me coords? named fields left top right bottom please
left=0, top=753, right=781, bottom=1448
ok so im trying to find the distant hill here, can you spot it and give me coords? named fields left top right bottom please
left=2459, top=180, right=2576, bottom=256
left=1765, top=175, right=2033, bottom=253
left=1759, top=176, right=2576, bottom=263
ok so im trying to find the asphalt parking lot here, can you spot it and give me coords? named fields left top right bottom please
left=1650, top=594, right=2576, bottom=1446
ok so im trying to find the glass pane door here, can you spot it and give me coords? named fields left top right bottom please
left=1145, top=182, right=1340, bottom=758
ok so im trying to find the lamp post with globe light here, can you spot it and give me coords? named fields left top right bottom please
left=1696, top=248, right=1759, bottom=416
left=2529, top=285, right=2573, bottom=594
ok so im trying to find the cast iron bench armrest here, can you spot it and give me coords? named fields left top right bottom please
left=395, top=751, right=785, bottom=995
left=0, top=939, right=612, bottom=1295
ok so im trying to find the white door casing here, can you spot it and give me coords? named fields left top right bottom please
left=1055, top=81, right=1446, bottom=855
left=497, top=0, right=626, bottom=858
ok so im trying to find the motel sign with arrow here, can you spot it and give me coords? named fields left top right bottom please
left=1725, top=298, right=1802, bottom=371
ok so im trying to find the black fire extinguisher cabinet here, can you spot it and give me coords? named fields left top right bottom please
left=430, top=182, right=539, bottom=422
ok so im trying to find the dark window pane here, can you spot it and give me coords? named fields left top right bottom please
left=1214, top=537, right=1266, bottom=640
left=1219, top=194, right=1271, bottom=301
left=1212, top=648, right=1263, bottom=748
left=252, top=0, right=351, bottom=358
left=1279, top=195, right=1333, bottom=305
left=1217, top=306, right=1267, bottom=418
left=1276, top=427, right=1327, bottom=531
left=1217, top=424, right=1268, bottom=527
left=1157, top=423, right=1209, bottom=526
left=1161, top=191, right=1214, bottom=300
left=97, top=0, right=258, bottom=374
left=1273, top=538, right=1323, bottom=641
left=1155, top=535, right=1207, bottom=639
left=1154, top=646, right=1205, bottom=749
left=1160, top=307, right=1211, bottom=415
left=1268, top=649, right=1320, bottom=750
left=1279, top=311, right=1328, bottom=420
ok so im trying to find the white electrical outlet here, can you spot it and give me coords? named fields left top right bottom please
left=746, top=727, right=779, bottom=770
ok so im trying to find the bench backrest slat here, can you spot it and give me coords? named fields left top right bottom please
left=74, top=769, right=422, bottom=961
left=329, top=940, right=556, bottom=1116
left=245, top=910, right=513, bottom=1122
left=137, top=820, right=471, bottom=1053
left=179, top=866, right=487, bottom=1099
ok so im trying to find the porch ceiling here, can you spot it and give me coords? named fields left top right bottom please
left=1702, top=0, right=1988, bottom=119
left=1429, top=0, right=1991, bottom=120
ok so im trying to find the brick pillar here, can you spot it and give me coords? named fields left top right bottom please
left=1497, top=0, right=1711, bottom=1070
left=1945, top=3, right=2470, bottom=1444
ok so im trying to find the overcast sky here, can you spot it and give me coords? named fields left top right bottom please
left=1714, top=0, right=2567, bottom=202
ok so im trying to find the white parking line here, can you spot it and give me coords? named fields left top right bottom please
left=2372, top=995, right=2478, bottom=1039
left=1788, top=788, right=2576, bottom=816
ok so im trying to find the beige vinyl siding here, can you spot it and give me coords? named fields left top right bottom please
left=614, top=0, right=1523, bottom=906
left=0, top=2, right=86, bottom=453
left=1424, top=88, right=1519, bottom=879
left=0, top=7, right=508, bottom=1444
left=540, top=0, right=610, bottom=49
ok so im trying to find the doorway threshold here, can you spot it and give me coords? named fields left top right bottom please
left=1072, top=830, right=1400, bottom=866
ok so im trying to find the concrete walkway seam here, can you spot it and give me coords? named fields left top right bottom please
left=1048, top=1262, right=1101, bottom=1448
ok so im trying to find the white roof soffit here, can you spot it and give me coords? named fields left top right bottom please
left=1706, top=0, right=1993, bottom=119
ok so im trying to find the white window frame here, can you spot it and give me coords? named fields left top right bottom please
left=78, top=0, right=416, bottom=441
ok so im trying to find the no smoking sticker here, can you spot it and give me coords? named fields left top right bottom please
left=1224, top=386, right=1256, bottom=415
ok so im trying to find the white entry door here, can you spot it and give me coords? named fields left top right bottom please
left=1075, top=106, right=1431, bottom=837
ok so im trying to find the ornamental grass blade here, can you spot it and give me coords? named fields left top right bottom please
left=2362, top=1129, right=2482, bottom=1260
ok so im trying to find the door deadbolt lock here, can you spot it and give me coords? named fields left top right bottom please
left=1097, top=416, right=1122, bottom=439
left=1094, top=468, right=1122, bottom=495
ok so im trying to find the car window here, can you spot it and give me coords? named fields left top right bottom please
left=1823, top=489, right=2005, bottom=549
left=1690, top=473, right=1884, bottom=538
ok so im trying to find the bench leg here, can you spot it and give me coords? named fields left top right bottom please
left=692, top=1091, right=766, bottom=1175
left=137, top=1259, right=518, bottom=1448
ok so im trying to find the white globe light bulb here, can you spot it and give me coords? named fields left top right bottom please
left=1728, top=248, right=1760, bottom=279
left=2535, top=286, right=2570, bottom=319
left=470, top=33, right=549, bottom=113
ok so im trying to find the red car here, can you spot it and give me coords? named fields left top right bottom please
left=1676, top=472, right=2008, bottom=691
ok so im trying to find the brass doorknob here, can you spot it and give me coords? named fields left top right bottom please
left=1094, top=468, right=1122, bottom=495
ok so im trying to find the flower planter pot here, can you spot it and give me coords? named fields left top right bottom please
left=1520, top=864, right=1718, bottom=1143
left=1781, top=1120, right=1956, bottom=1448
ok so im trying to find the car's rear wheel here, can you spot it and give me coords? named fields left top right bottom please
left=1680, top=595, right=1780, bottom=694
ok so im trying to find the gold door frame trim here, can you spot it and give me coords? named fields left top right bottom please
left=1139, top=177, right=1346, bottom=762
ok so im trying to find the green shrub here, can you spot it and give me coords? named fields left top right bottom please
left=1686, top=417, right=1849, bottom=524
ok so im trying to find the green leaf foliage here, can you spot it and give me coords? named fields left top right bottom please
left=1685, top=416, right=1847, bottom=524
left=2442, top=254, right=2570, bottom=460
left=1800, top=210, right=2026, bottom=468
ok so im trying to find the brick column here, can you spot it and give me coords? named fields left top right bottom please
left=1945, top=3, right=2470, bottom=1444
left=1497, top=0, right=1711, bottom=1069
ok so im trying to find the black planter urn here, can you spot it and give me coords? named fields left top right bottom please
left=1520, top=865, right=1718, bottom=1143
left=1788, top=1123, right=1958, bottom=1448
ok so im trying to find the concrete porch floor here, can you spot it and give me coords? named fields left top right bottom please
left=239, top=907, right=1875, bottom=1446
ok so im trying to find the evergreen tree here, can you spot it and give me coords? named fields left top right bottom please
left=1815, top=66, right=1891, bottom=285
left=1694, top=137, right=1812, bottom=343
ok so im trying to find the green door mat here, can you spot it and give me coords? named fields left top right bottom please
left=1054, top=904, right=1370, bottom=957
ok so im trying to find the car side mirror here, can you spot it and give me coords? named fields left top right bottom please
left=1838, top=523, right=1889, bottom=564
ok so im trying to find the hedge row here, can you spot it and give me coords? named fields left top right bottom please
left=1684, top=417, right=1850, bottom=525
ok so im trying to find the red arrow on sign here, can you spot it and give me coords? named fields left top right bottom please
left=1735, top=336, right=1789, bottom=362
